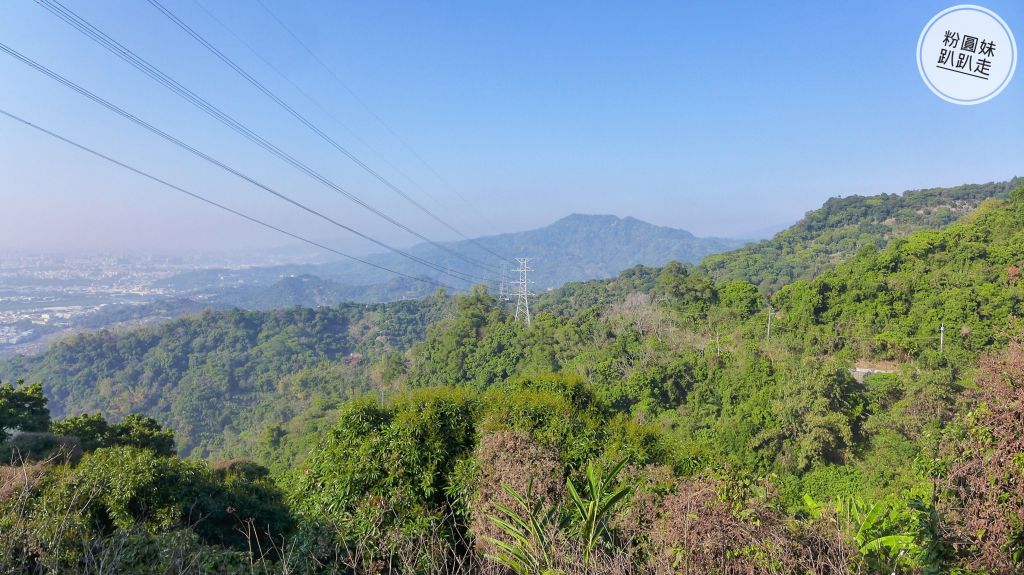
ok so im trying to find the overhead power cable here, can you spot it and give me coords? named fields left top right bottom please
left=149, top=0, right=510, bottom=265
left=0, top=41, right=488, bottom=287
left=0, top=108, right=458, bottom=292
left=35, top=0, right=497, bottom=278
left=189, top=0, right=446, bottom=210
left=253, top=0, right=502, bottom=231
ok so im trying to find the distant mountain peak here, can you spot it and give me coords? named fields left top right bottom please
left=545, top=213, right=695, bottom=238
left=557, top=213, right=627, bottom=221
left=164, top=212, right=745, bottom=304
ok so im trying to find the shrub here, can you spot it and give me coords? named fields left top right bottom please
left=0, top=432, right=82, bottom=465
left=939, top=342, right=1024, bottom=572
left=468, top=430, right=563, bottom=557
left=292, top=387, right=480, bottom=564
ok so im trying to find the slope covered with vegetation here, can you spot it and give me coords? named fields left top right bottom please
left=702, top=177, right=1021, bottom=293
left=0, top=297, right=451, bottom=457
left=1, top=187, right=1023, bottom=573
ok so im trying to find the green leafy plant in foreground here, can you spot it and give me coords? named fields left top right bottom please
left=806, top=494, right=918, bottom=572
left=486, top=459, right=632, bottom=574
left=565, top=457, right=631, bottom=563
left=486, top=479, right=562, bottom=575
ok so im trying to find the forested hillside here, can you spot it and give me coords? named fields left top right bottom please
left=216, top=275, right=430, bottom=310
left=702, top=177, right=1021, bottom=292
left=0, top=296, right=451, bottom=457
left=2, top=188, right=1024, bottom=573
left=405, top=189, right=1023, bottom=472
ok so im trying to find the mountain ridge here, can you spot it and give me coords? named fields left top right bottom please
left=701, top=177, right=1022, bottom=292
left=160, top=213, right=745, bottom=302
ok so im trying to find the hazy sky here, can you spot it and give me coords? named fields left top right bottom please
left=1, top=0, right=1022, bottom=254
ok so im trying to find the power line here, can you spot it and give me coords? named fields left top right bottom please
left=189, top=0, right=447, bottom=211
left=34, top=0, right=497, bottom=280
left=0, top=41, right=485, bottom=287
left=0, top=108, right=457, bottom=293
left=147, top=0, right=509, bottom=266
left=765, top=323, right=947, bottom=344
left=253, top=0, right=497, bottom=223
left=37, top=0, right=494, bottom=278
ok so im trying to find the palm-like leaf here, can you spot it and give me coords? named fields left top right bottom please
left=565, top=457, right=631, bottom=563
left=486, top=479, right=558, bottom=575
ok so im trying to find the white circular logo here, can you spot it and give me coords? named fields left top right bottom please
left=917, top=5, right=1017, bottom=105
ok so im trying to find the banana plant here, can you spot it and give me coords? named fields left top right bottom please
left=841, top=497, right=915, bottom=555
left=565, top=457, right=632, bottom=564
left=805, top=494, right=917, bottom=571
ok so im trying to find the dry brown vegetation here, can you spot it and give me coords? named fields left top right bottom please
left=940, top=341, right=1024, bottom=573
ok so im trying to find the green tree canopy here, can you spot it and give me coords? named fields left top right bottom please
left=0, top=381, right=49, bottom=442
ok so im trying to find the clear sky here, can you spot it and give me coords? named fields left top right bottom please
left=1, top=0, right=1022, bottom=254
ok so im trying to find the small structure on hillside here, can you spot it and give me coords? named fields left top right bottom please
left=849, top=366, right=897, bottom=383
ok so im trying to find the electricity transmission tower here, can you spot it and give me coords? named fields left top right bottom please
left=513, top=257, right=533, bottom=326
left=499, top=261, right=511, bottom=301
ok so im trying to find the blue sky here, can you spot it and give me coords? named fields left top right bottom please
left=1, top=0, right=1021, bottom=254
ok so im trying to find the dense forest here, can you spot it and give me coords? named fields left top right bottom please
left=0, top=298, right=451, bottom=457
left=702, top=177, right=1022, bottom=293
left=2, top=185, right=1024, bottom=573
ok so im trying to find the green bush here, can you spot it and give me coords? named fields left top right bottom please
left=0, top=432, right=81, bottom=464
left=28, top=447, right=292, bottom=558
left=0, top=381, right=49, bottom=443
